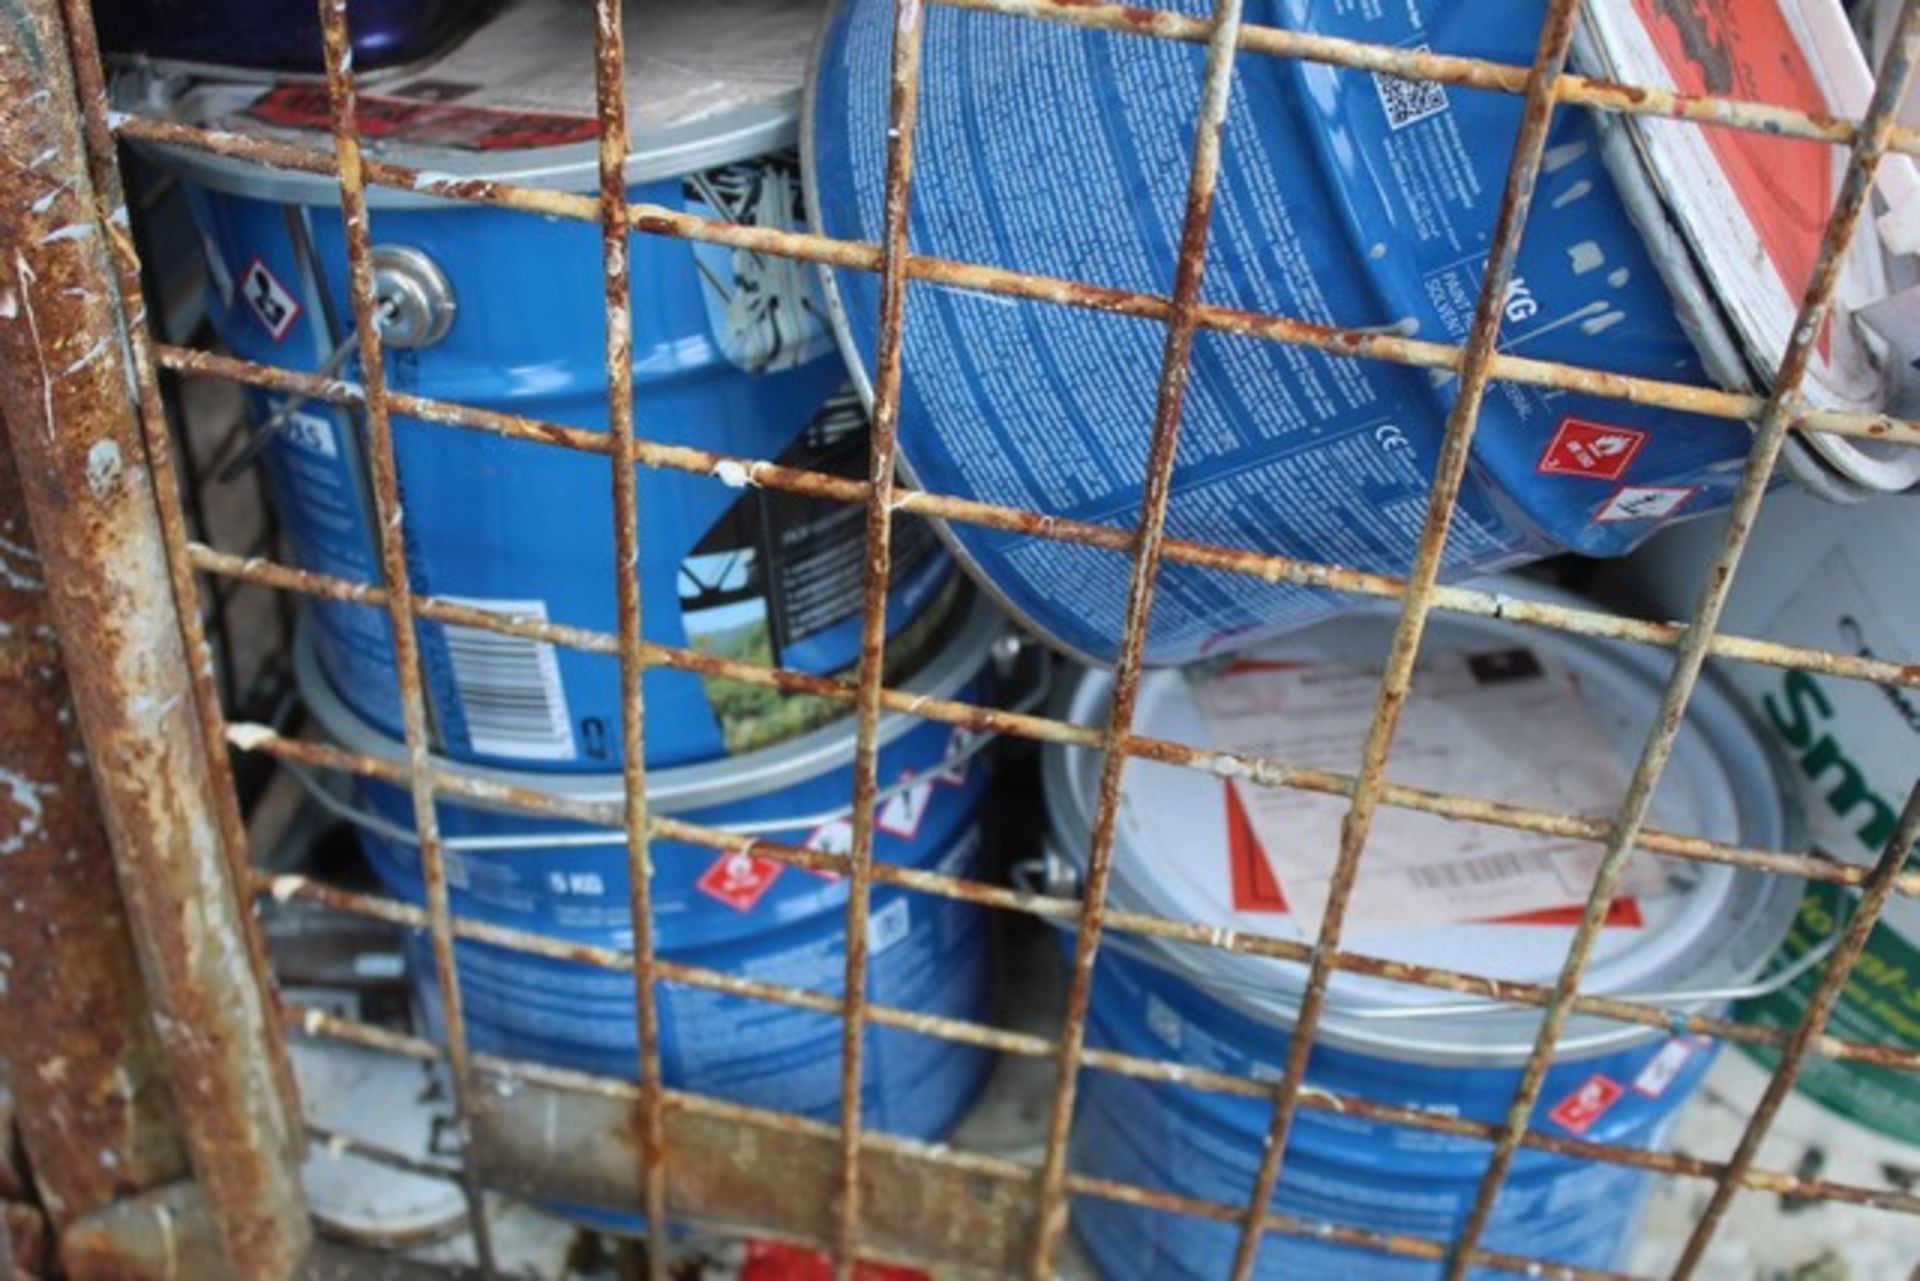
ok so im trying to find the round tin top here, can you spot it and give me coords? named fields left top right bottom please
left=1579, top=0, right=1920, bottom=494
left=1043, top=580, right=1800, bottom=1065
left=295, top=1038, right=466, bottom=1246
left=296, top=587, right=1004, bottom=815
left=130, top=0, right=823, bottom=205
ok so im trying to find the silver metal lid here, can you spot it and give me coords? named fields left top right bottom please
left=129, top=0, right=822, bottom=205
left=1042, top=577, right=1802, bottom=1065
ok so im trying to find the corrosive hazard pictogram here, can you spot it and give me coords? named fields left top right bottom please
left=1537, top=418, right=1646, bottom=480
left=1549, top=1073, right=1625, bottom=1135
left=240, top=257, right=302, bottom=343
left=695, top=850, right=783, bottom=912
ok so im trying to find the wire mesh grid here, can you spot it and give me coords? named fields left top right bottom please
left=30, top=0, right=1920, bottom=1276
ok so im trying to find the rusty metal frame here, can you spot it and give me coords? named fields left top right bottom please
left=0, top=0, right=1915, bottom=1276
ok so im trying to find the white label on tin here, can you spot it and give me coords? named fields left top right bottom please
left=438, top=597, right=576, bottom=763
left=1193, top=648, right=1662, bottom=935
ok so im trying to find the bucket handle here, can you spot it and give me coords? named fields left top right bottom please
left=1015, top=856, right=1844, bottom=1024
left=287, top=639, right=1052, bottom=854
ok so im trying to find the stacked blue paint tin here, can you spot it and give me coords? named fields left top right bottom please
left=1040, top=590, right=1801, bottom=1277
left=806, top=0, right=1916, bottom=667
left=136, top=0, right=998, bottom=1220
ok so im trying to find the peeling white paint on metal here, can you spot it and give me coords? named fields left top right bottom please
left=61, top=336, right=109, bottom=378
left=84, top=438, right=122, bottom=497
left=226, top=722, right=278, bottom=751
left=0, top=767, right=45, bottom=855
left=38, top=223, right=93, bottom=246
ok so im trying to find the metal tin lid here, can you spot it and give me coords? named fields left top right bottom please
left=295, top=1037, right=466, bottom=1247
left=295, top=586, right=1004, bottom=815
left=126, top=0, right=823, bottom=204
left=1042, top=579, right=1800, bottom=1065
left=1579, top=0, right=1920, bottom=494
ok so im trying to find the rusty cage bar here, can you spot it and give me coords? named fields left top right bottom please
left=0, top=0, right=1917, bottom=1276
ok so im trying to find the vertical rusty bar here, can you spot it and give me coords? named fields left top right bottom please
left=0, top=1, right=309, bottom=1272
left=0, top=425, right=191, bottom=1230
left=310, top=0, right=496, bottom=1269
left=1024, top=4, right=1245, bottom=1277
left=53, top=0, right=303, bottom=1143
left=830, top=1, right=929, bottom=1272
left=588, top=2, right=671, bottom=1274
left=1445, top=6, right=1920, bottom=1276
left=1223, top=4, right=1582, bottom=1278
left=1670, top=780, right=1920, bottom=1278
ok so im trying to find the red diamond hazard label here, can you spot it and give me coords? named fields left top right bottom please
left=1549, top=1073, right=1625, bottom=1135
left=1595, top=484, right=1698, bottom=524
left=695, top=851, right=782, bottom=912
left=1538, top=419, right=1647, bottom=480
left=239, top=256, right=302, bottom=343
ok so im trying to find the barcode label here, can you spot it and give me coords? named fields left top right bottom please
left=1374, top=48, right=1448, bottom=130
left=1406, top=849, right=1566, bottom=893
left=440, top=598, right=576, bottom=762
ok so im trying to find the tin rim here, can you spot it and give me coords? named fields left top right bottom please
left=1579, top=68, right=1872, bottom=503
left=131, top=0, right=812, bottom=206
left=797, top=7, right=1115, bottom=671
left=1040, top=576, right=1802, bottom=1066
left=295, top=586, right=1003, bottom=814
left=137, top=100, right=798, bottom=207
left=1576, top=0, right=1919, bottom=496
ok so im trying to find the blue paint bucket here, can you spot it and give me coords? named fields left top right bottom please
left=144, top=0, right=955, bottom=770
left=804, top=0, right=1908, bottom=665
left=296, top=592, right=1003, bottom=1147
left=1039, top=585, right=1800, bottom=1277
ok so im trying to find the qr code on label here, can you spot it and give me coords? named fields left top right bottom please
left=1374, top=50, right=1448, bottom=130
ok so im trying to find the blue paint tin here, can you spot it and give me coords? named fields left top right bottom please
left=1040, top=585, right=1799, bottom=1277
left=805, top=0, right=1906, bottom=665
left=296, top=592, right=1002, bottom=1145
left=146, top=0, right=954, bottom=770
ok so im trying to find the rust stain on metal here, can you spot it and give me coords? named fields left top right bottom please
left=830, top=1, right=932, bottom=1273
left=260, top=868, right=1920, bottom=1220
left=1672, top=779, right=1920, bottom=1278
left=0, top=2, right=307, bottom=1273
left=55, top=0, right=303, bottom=1149
left=226, top=721, right=1920, bottom=1077
left=0, top=432, right=189, bottom=1231
left=586, top=0, right=671, bottom=1271
left=156, top=346, right=1920, bottom=696
left=1026, top=5, right=1244, bottom=1276
left=310, top=0, right=497, bottom=1269
left=1227, top=6, right=1583, bottom=1275
left=115, top=119, right=1920, bottom=450
left=1446, top=11, right=1920, bottom=1277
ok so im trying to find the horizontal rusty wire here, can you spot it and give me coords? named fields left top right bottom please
left=257, top=866, right=1920, bottom=1219
left=192, top=539, right=1920, bottom=903
left=1446, top=10, right=1920, bottom=1275
left=155, top=345, right=1920, bottom=697
left=234, top=725, right=1920, bottom=1075
left=936, top=0, right=1920, bottom=157
left=281, top=1000, right=1635, bottom=1281
left=117, top=116, right=1920, bottom=453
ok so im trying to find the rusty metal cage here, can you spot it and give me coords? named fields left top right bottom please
left=2, top=0, right=1918, bottom=1277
